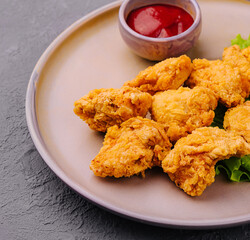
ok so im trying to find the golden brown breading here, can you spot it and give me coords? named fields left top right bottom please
left=123, top=55, right=192, bottom=94
left=162, top=127, right=250, bottom=196
left=222, top=45, right=250, bottom=97
left=151, top=87, right=218, bottom=143
left=224, top=101, right=250, bottom=143
left=242, top=46, right=250, bottom=62
left=74, top=86, right=152, bottom=132
left=90, top=117, right=172, bottom=178
left=186, top=59, right=248, bottom=107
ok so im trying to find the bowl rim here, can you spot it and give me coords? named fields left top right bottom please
left=118, top=0, right=201, bottom=42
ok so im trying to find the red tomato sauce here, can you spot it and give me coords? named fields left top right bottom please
left=126, top=4, right=194, bottom=38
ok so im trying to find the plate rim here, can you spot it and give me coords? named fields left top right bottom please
left=25, top=0, right=250, bottom=229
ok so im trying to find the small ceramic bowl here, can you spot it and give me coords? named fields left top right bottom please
left=118, top=0, right=202, bottom=61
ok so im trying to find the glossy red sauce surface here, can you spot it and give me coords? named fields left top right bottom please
left=126, top=4, right=194, bottom=38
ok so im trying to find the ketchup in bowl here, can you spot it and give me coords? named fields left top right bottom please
left=126, top=4, right=194, bottom=38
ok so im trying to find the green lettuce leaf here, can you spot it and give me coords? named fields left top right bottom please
left=231, top=34, right=250, bottom=49
left=216, top=155, right=250, bottom=182
left=210, top=103, right=227, bottom=128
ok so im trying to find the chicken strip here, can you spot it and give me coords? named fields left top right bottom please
left=224, top=101, right=250, bottom=143
left=90, top=117, right=172, bottom=178
left=186, top=59, right=248, bottom=107
left=123, top=55, right=192, bottom=94
left=222, top=45, right=250, bottom=97
left=74, top=86, right=152, bottom=132
left=162, top=127, right=250, bottom=196
left=151, top=86, right=217, bottom=143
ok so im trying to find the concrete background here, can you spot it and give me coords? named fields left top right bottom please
left=1, top=0, right=250, bottom=239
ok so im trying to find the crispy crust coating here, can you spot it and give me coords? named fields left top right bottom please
left=123, top=55, right=192, bottom=94
left=224, top=101, right=250, bottom=143
left=186, top=59, right=248, bottom=107
left=222, top=45, right=250, bottom=97
left=242, top=46, right=250, bottom=62
left=151, top=86, right=218, bottom=143
left=74, top=86, right=152, bottom=132
left=90, top=117, right=172, bottom=178
left=162, top=127, right=250, bottom=196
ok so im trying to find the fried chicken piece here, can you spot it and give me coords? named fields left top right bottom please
left=222, top=45, right=250, bottom=97
left=186, top=59, right=248, bottom=107
left=123, top=55, right=192, bottom=94
left=90, top=117, right=172, bottom=178
left=224, top=101, right=250, bottom=143
left=74, top=86, right=152, bottom=132
left=162, top=127, right=250, bottom=196
left=151, top=87, right=218, bottom=143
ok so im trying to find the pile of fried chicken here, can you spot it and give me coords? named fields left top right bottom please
left=74, top=45, right=250, bottom=196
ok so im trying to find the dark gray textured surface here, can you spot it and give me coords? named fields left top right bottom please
left=1, top=0, right=250, bottom=239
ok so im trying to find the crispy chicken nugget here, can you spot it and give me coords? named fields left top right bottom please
left=123, top=55, right=192, bottom=94
left=224, top=101, right=250, bottom=143
left=222, top=45, right=250, bottom=97
left=151, top=86, right=218, bottom=142
left=74, top=86, right=152, bottom=132
left=186, top=59, right=248, bottom=107
left=162, top=127, right=250, bottom=196
left=90, top=117, right=172, bottom=178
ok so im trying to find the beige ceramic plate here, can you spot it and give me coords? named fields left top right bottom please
left=26, top=0, right=250, bottom=228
